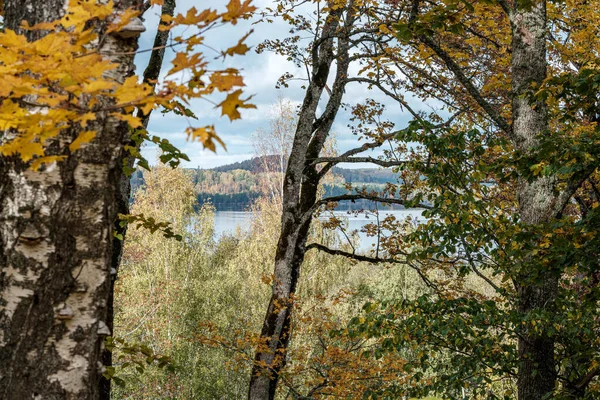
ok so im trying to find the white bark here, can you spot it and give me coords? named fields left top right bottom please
left=0, top=1, right=143, bottom=398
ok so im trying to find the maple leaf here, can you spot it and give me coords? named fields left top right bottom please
left=210, top=71, right=244, bottom=92
left=223, top=30, right=252, bottom=58
left=217, top=90, right=256, bottom=121
left=186, top=125, right=226, bottom=152
left=168, top=52, right=205, bottom=74
left=69, top=130, right=97, bottom=152
left=106, top=8, right=142, bottom=35
left=223, top=0, right=257, bottom=25
left=114, top=76, right=152, bottom=105
left=114, top=113, right=143, bottom=129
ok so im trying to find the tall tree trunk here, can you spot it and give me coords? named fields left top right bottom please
left=0, top=1, right=142, bottom=398
left=510, top=1, right=559, bottom=398
left=99, top=1, right=175, bottom=398
left=248, top=3, right=354, bottom=398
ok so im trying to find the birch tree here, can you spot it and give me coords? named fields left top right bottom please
left=0, top=0, right=255, bottom=398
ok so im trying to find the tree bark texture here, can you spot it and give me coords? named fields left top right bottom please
left=247, top=3, right=356, bottom=399
left=510, top=1, right=560, bottom=399
left=99, top=1, right=175, bottom=398
left=0, top=1, right=143, bottom=399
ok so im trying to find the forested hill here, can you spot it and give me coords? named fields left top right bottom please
left=131, top=156, right=400, bottom=210
left=209, top=155, right=397, bottom=183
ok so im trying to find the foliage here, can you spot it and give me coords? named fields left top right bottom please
left=325, top=0, right=600, bottom=398
left=0, top=0, right=256, bottom=169
left=114, top=165, right=429, bottom=399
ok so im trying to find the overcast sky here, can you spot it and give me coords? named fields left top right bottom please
left=136, top=0, right=426, bottom=169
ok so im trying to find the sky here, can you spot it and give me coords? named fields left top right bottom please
left=136, top=0, right=427, bottom=169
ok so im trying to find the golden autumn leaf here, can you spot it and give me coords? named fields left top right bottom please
left=217, top=89, right=256, bottom=121
left=69, top=130, right=97, bottom=152
left=114, top=113, right=143, bottom=129
left=223, top=31, right=252, bottom=57
left=210, top=71, right=244, bottom=92
left=82, top=79, right=118, bottom=93
left=223, top=0, right=256, bottom=25
left=1, top=138, right=44, bottom=161
left=106, top=8, right=142, bottom=35
left=113, top=76, right=152, bottom=105
left=168, top=52, right=205, bottom=74
left=186, top=125, right=226, bottom=152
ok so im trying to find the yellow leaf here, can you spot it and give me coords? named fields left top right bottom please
left=223, top=0, right=257, bottom=25
left=106, top=8, right=142, bottom=35
left=0, top=29, right=29, bottom=48
left=114, top=113, right=143, bottom=129
left=217, top=89, right=256, bottom=121
left=31, top=155, right=67, bottom=171
left=69, top=130, right=97, bottom=152
left=210, top=71, right=244, bottom=92
left=0, top=138, right=44, bottom=161
left=82, top=79, right=117, bottom=93
left=224, top=31, right=252, bottom=57
left=76, top=112, right=96, bottom=128
left=113, top=76, right=151, bottom=105
left=186, top=125, right=226, bottom=152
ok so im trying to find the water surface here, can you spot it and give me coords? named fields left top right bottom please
left=213, top=209, right=425, bottom=253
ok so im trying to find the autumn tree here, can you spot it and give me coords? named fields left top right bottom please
left=248, top=1, right=427, bottom=398
left=306, top=0, right=600, bottom=399
left=0, top=0, right=255, bottom=398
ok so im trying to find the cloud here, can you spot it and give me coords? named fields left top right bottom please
left=135, top=0, right=434, bottom=170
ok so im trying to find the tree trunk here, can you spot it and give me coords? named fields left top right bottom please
left=0, top=1, right=142, bottom=399
left=99, top=1, right=175, bottom=398
left=248, top=3, right=355, bottom=398
left=510, top=1, right=559, bottom=398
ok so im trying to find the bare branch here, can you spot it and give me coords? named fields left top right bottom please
left=346, top=76, right=423, bottom=122
left=312, top=156, right=408, bottom=168
left=306, top=243, right=439, bottom=290
left=418, top=35, right=512, bottom=135
left=317, top=132, right=397, bottom=178
left=317, top=194, right=431, bottom=209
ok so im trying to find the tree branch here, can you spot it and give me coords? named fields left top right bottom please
left=346, top=76, right=423, bottom=122
left=418, top=35, right=512, bottom=135
left=312, top=156, right=408, bottom=168
left=306, top=242, right=438, bottom=290
left=317, top=132, right=397, bottom=178
left=317, top=194, right=431, bottom=209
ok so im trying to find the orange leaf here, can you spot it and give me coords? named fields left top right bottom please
left=223, top=0, right=257, bottom=25
left=210, top=71, right=244, bottom=92
left=217, top=90, right=256, bottom=121
left=186, top=125, right=225, bottom=152
left=224, top=30, right=252, bottom=57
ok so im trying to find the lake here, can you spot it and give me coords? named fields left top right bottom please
left=213, top=209, right=425, bottom=253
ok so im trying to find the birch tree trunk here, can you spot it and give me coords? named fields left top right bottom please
left=0, top=1, right=143, bottom=398
left=510, top=1, right=560, bottom=398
